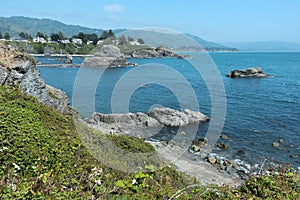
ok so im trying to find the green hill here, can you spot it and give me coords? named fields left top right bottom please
left=0, top=16, right=236, bottom=51
left=121, top=29, right=238, bottom=51
left=0, top=16, right=104, bottom=38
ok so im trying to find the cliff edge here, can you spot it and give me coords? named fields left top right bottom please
left=0, top=42, right=70, bottom=113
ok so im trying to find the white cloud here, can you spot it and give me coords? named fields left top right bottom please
left=104, top=4, right=124, bottom=13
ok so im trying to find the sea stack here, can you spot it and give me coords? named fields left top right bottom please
left=226, top=67, right=270, bottom=78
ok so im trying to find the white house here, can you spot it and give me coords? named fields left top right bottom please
left=87, top=40, right=94, bottom=45
left=61, top=39, right=70, bottom=44
left=72, top=38, right=83, bottom=45
left=130, top=41, right=142, bottom=46
left=97, top=40, right=104, bottom=45
left=33, top=36, right=46, bottom=43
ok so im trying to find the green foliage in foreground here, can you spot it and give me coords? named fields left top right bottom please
left=0, top=86, right=299, bottom=199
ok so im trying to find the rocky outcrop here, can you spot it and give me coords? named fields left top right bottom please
left=84, top=107, right=209, bottom=134
left=226, top=67, right=270, bottom=78
left=0, top=43, right=70, bottom=113
left=83, top=45, right=131, bottom=67
left=127, top=46, right=185, bottom=59
left=83, top=56, right=130, bottom=67
left=148, top=108, right=208, bottom=127
left=95, top=45, right=122, bottom=57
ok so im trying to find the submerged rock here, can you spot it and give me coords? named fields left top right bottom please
left=226, top=67, right=270, bottom=78
left=272, top=142, right=280, bottom=147
left=217, top=143, right=230, bottom=150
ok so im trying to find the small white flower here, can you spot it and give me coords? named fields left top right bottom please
left=0, top=147, right=9, bottom=152
left=132, top=179, right=137, bottom=185
left=12, top=163, right=21, bottom=171
left=32, top=166, right=36, bottom=169
left=9, top=183, right=17, bottom=191
left=94, top=179, right=102, bottom=185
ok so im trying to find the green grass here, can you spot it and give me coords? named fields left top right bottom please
left=0, top=85, right=299, bottom=199
left=0, top=86, right=195, bottom=199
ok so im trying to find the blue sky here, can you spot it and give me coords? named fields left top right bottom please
left=2, top=0, right=300, bottom=43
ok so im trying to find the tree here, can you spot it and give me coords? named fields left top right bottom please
left=77, top=32, right=85, bottom=40
left=99, top=29, right=115, bottom=40
left=107, top=29, right=115, bottom=39
left=118, top=35, right=127, bottom=45
left=51, top=32, right=67, bottom=42
left=99, top=31, right=108, bottom=40
left=36, top=32, right=45, bottom=38
left=58, top=31, right=67, bottom=40
left=51, top=33, right=60, bottom=42
left=4, top=32, right=10, bottom=40
left=19, top=32, right=33, bottom=40
left=44, top=34, right=49, bottom=41
left=89, top=33, right=99, bottom=45
left=19, top=32, right=26, bottom=39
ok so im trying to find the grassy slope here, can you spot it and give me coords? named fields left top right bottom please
left=0, top=86, right=299, bottom=199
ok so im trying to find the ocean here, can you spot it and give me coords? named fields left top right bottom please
left=37, top=52, right=300, bottom=167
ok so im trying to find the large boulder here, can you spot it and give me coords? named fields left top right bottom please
left=84, top=45, right=131, bottom=67
left=226, top=67, right=270, bottom=78
left=0, top=43, right=70, bottom=113
left=83, top=56, right=130, bottom=67
left=149, top=108, right=209, bottom=126
left=96, top=45, right=123, bottom=57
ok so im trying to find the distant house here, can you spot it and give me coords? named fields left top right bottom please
left=33, top=36, right=46, bottom=43
left=11, top=38, right=28, bottom=43
left=87, top=40, right=94, bottom=45
left=97, top=40, right=103, bottom=45
left=130, top=41, right=143, bottom=46
left=72, top=38, right=83, bottom=45
left=61, top=39, right=70, bottom=44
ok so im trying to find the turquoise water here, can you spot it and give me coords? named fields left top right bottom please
left=37, top=52, right=300, bottom=166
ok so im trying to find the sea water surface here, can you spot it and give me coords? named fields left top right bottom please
left=37, top=52, right=300, bottom=167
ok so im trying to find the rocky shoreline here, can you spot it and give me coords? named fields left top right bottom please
left=84, top=106, right=299, bottom=183
left=149, top=135, right=300, bottom=183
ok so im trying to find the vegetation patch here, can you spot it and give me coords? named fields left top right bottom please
left=0, top=86, right=299, bottom=199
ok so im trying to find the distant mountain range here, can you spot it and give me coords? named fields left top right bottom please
left=0, top=16, right=106, bottom=37
left=2, top=16, right=299, bottom=52
left=119, top=29, right=237, bottom=51
left=0, top=16, right=235, bottom=51
left=222, top=41, right=300, bottom=52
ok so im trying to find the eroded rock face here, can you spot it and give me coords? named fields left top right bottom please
left=97, top=45, right=122, bottom=57
left=0, top=43, right=70, bottom=113
left=226, top=67, right=270, bottom=78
